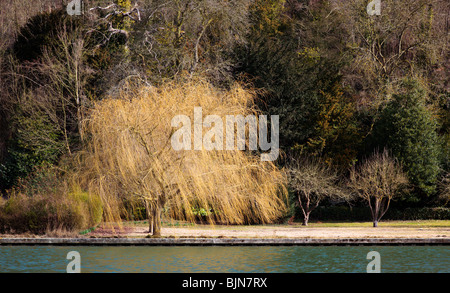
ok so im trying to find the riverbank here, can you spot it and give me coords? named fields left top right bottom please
left=94, top=220, right=450, bottom=239
left=1, top=220, right=449, bottom=239
left=1, top=237, right=448, bottom=246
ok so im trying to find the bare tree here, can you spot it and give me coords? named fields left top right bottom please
left=288, top=157, right=348, bottom=226
left=336, top=0, right=449, bottom=108
left=435, top=173, right=450, bottom=207
left=125, top=0, right=251, bottom=83
left=39, top=24, right=92, bottom=149
left=348, top=149, right=408, bottom=227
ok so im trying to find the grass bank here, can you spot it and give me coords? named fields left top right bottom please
left=81, top=220, right=449, bottom=239
left=123, top=219, right=450, bottom=229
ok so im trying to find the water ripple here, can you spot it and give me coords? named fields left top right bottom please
left=0, top=246, right=448, bottom=273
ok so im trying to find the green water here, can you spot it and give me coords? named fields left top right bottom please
left=0, top=246, right=448, bottom=273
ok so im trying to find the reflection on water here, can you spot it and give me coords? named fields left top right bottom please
left=0, top=246, right=448, bottom=273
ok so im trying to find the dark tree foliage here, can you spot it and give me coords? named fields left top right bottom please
left=234, top=0, right=355, bottom=161
left=12, top=10, right=83, bottom=62
left=1, top=9, right=104, bottom=191
left=370, top=80, right=441, bottom=200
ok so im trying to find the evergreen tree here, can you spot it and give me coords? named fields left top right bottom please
left=371, top=80, right=441, bottom=200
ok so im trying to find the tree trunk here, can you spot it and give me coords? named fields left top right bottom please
left=144, top=197, right=163, bottom=236
left=148, top=214, right=153, bottom=235
left=302, top=213, right=310, bottom=226
left=372, top=198, right=380, bottom=228
left=151, top=205, right=162, bottom=237
left=145, top=200, right=153, bottom=235
left=298, top=192, right=310, bottom=226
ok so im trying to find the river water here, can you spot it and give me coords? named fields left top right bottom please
left=0, top=245, right=448, bottom=273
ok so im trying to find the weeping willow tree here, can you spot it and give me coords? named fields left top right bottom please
left=77, top=80, right=287, bottom=236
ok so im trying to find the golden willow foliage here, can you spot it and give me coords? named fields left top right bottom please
left=77, top=81, right=288, bottom=233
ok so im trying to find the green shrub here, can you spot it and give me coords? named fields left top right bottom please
left=0, top=165, right=103, bottom=234
left=0, top=190, right=104, bottom=234
left=121, top=198, right=147, bottom=221
left=0, top=192, right=83, bottom=234
left=191, top=207, right=215, bottom=222
left=68, top=187, right=103, bottom=228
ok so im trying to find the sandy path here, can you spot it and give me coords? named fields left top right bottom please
left=3, top=224, right=448, bottom=239
left=101, top=225, right=450, bottom=239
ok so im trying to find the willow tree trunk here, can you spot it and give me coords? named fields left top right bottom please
left=144, top=200, right=153, bottom=235
left=151, top=206, right=162, bottom=236
left=144, top=199, right=161, bottom=236
left=144, top=196, right=165, bottom=236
